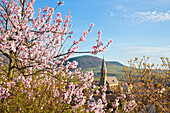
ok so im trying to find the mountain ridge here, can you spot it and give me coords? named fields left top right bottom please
left=68, top=55, right=125, bottom=80
left=68, top=55, right=125, bottom=69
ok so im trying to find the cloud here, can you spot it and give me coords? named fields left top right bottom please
left=116, top=6, right=124, bottom=10
left=110, top=11, right=114, bottom=17
left=104, top=9, right=114, bottom=17
left=123, top=46, right=170, bottom=57
left=131, top=10, right=170, bottom=23
left=116, top=6, right=127, bottom=12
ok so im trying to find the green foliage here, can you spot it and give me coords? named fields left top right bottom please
left=83, top=65, right=125, bottom=80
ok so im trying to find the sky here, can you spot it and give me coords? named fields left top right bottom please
left=33, top=0, right=170, bottom=66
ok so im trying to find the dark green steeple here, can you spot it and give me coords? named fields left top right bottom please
left=101, top=57, right=107, bottom=70
left=100, top=57, right=107, bottom=86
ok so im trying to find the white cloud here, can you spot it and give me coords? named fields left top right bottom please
left=116, top=6, right=124, bottom=10
left=110, top=11, right=114, bottom=17
left=123, top=46, right=170, bottom=57
left=131, top=10, right=170, bottom=23
left=104, top=9, right=114, bottom=17
left=115, top=5, right=127, bottom=12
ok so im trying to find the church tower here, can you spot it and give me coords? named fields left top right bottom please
left=100, top=57, right=107, bottom=86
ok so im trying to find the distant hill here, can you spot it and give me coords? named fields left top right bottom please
left=68, top=55, right=125, bottom=80
left=68, top=55, right=124, bottom=69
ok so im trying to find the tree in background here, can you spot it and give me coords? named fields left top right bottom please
left=123, top=57, right=170, bottom=112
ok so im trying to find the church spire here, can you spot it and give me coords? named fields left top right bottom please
left=101, top=56, right=107, bottom=71
left=100, top=56, right=107, bottom=86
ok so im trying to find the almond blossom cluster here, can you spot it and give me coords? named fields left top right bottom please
left=0, top=0, right=112, bottom=78
left=88, top=85, right=107, bottom=113
left=0, top=86, right=10, bottom=99
left=0, top=0, right=113, bottom=76
left=0, top=0, right=113, bottom=112
left=0, top=63, right=107, bottom=112
left=123, top=100, right=137, bottom=112
left=110, top=94, right=137, bottom=113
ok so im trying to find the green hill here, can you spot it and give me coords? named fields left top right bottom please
left=68, top=55, right=125, bottom=80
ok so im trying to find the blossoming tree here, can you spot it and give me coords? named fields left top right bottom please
left=0, top=0, right=137, bottom=112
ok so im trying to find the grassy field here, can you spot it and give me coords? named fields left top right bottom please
left=82, top=65, right=125, bottom=80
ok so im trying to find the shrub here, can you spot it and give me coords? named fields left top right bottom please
left=123, top=57, right=170, bottom=112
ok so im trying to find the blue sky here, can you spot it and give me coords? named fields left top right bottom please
left=34, top=0, right=170, bottom=66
